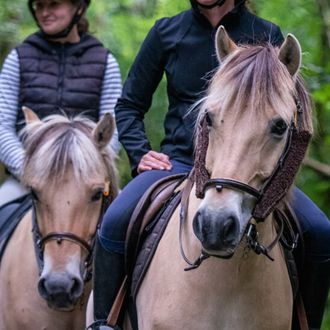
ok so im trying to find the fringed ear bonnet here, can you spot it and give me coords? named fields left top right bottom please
left=252, top=100, right=312, bottom=221
left=194, top=114, right=211, bottom=198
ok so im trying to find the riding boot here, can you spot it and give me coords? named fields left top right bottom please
left=301, top=260, right=330, bottom=330
left=87, top=237, right=125, bottom=330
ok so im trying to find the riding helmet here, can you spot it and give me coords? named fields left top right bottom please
left=28, top=0, right=90, bottom=39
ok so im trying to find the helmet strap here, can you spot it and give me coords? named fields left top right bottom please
left=194, top=0, right=227, bottom=9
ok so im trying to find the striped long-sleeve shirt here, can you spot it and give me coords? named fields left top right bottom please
left=0, top=49, right=122, bottom=178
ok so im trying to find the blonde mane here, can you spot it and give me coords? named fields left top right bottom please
left=197, top=43, right=313, bottom=137
left=20, top=114, right=118, bottom=191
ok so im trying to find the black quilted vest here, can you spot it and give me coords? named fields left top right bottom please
left=16, top=32, right=108, bottom=131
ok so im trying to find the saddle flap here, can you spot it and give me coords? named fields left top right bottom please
left=125, top=173, right=187, bottom=277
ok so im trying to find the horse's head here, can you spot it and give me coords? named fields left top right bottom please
left=20, top=108, right=118, bottom=310
left=192, top=27, right=312, bottom=258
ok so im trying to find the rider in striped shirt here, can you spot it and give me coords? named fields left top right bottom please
left=0, top=0, right=122, bottom=206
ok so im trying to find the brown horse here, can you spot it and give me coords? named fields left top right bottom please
left=0, top=109, right=118, bottom=330
left=133, top=27, right=313, bottom=329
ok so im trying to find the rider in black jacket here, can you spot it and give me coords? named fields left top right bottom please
left=116, top=0, right=283, bottom=176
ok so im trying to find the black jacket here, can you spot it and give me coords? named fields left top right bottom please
left=16, top=32, right=108, bottom=131
left=115, top=4, right=284, bottom=176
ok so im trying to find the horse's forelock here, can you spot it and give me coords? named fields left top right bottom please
left=202, top=44, right=299, bottom=122
left=21, top=115, right=115, bottom=186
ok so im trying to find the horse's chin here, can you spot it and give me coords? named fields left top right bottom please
left=47, top=301, right=76, bottom=312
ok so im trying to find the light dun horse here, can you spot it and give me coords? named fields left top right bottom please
left=134, top=28, right=312, bottom=329
left=0, top=109, right=118, bottom=330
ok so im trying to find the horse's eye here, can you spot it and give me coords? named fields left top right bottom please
left=205, top=112, right=212, bottom=127
left=91, top=190, right=103, bottom=202
left=270, top=118, right=288, bottom=137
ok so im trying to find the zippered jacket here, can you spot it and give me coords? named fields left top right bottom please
left=115, top=3, right=284, bottom=176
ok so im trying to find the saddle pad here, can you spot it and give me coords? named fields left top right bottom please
left=0, top=194, right=32, bottom=263
left=130, top=191, right=181, bottom=300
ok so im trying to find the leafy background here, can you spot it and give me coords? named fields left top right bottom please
left=0, top=0, right=329, bottom=327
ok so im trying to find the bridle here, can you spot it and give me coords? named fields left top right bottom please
left=32, top=188, right=112, bottom=282
left=179, top=99, right=309, bottom=270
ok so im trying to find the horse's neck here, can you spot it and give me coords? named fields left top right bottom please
left=13, top=210, right=34, bottom=246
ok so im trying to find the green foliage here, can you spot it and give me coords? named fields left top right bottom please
left=0, top=1, right=23, bottom=62
left=1, top=1, right=330, bottom=327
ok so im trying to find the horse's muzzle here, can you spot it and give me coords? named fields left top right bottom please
left=193, top=208, right=239, bottom=256
left=38, top=272, right=83, bottom=310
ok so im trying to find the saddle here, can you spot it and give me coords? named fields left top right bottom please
left=125, top=173, right=187, bottom=283
left=0, top=194, right=32, bottom=263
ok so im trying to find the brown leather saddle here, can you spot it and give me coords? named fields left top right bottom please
left=125, top=173, right=187, bottom=292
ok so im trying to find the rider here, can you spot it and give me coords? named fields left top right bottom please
left=89, top=0, right=330, bottom=329
left=0, top=0, right=121, bottom=206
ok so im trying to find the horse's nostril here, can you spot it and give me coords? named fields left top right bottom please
left=193, top=211, right=202, bottom=236
left=222, top=217, right=238, bottom=244
left=223, top=217, right=235, bottom=235
left=70, top=277, right=83, bottom=300
left=38, top=277, right=48, bottom=299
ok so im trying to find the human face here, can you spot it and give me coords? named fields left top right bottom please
left=33, top=0, right=79, bottom=38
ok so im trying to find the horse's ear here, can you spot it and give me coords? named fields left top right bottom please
left=93, top=112, right=115, bottom=148
left=22, top=106, right=40, bottom=124
left=215, top=25, right=238, bottom=62
left=278, top=34, right=301, bottom=76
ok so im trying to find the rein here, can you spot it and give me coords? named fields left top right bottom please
left=179, top=173, right=210, bottom=271
left=32, top=191, right=112, bottom=282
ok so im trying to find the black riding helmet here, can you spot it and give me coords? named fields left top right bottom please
left=28, top=0, right=90, bottom=39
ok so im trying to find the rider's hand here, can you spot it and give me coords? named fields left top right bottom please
left=137, top=151, right=172, bottom=173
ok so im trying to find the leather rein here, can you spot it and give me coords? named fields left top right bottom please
left=31, top=191, right=112, bottom=282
